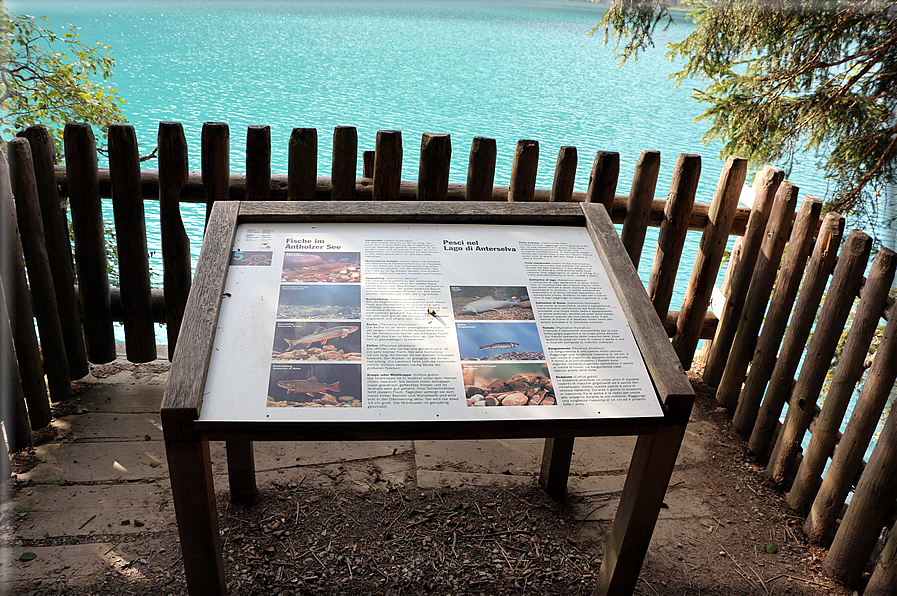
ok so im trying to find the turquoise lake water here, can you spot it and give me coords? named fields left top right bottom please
left=19, top=0, right=834, bottom=330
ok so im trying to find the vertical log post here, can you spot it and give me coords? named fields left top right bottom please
left=766, top=230, right=872, bottom=485
left=787, top=248, right=897, bottom=513
left=804, top=305, right=897, bottom=546
left=1, top=155, right=50, bottom=430
left=508, top=140, right=539, bottom=202
left=646, top=153, right=700, bottom=322
left=64, top=123, right=116, bottom=363
left=672, top=156, right=747, bottom=369
left=733, top=199, right=822, bottom=434
left=373, top=130, right=402, bottom=201
left=417, top=133, right=451, bottom=201
left=201, top=122, right=230, bottom=226
left=288, top=128, right=317, bottom=201
left=748, top=213, right=844, bottom=457
left=703, top=167, right=783, bottom=387
left=0, top=277, right=32, bottom=451
left=158, top=122, right=192, bottom=359
left=362, top=150, right=375, bottom=179
left=621, top=150, right=661, bottom=268
left=8, top=138, right=72, bottom=403
left=332, top=126, right=358, bottom=201
left=108, top=125, right=156, bottom=363
left=823, top=400, right=897, bottom=586
left=714, top=182, right=798, bottom=411
left=466, top=136, right=497, bottom=201
left=245, top=125, right=271, bottom=201
left=549, top=146, right=577, bottom=202
left=865, top=518, right=897, bottom=595
left=584, top=151, right=620, bottom=215
left=19, top=125, right=89, bottom=379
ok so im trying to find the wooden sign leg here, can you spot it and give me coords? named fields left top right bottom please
left=539, top=437, right=574, bottom=498
left=226, top=439, right=257, bottom=504
left=593, top=423, right=688, bottom=595
left=166, top=439, right=227, bottom=595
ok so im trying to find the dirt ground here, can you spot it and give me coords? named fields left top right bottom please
left=4, top=370, right=860, bottom=595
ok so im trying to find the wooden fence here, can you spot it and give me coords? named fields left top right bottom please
left=2, top=121, right=896, bottom=591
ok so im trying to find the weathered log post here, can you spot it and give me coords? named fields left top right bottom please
left=672, top=156, right=747, bottom=369
left=584, top=151, right=619, bottom=215
left=64, top=123, right=116, bottom=363
left=332, top=126, right=358, bottom=201
left=702, top=167, right=783, bottom=387
left=8, top=138, right=72, bottom=403
left=466, top=136, right=497, bottom=201
left=373, top=130, right=402, bottom=201
left=766, top=230, right=872, bottom=484
left=288, top=128, right=317, bottom=201
left=621, top=150, right=661, bottom=268
left=549, top=146, right=577, bottom=202
left=362, top=150, right=375, bottom=179
left=245, top=125, right=271, bottom=201
left=823, top=398, right=897, bottom=586
left=804, top=290, right=897, bottom=546
left=508, top=140, right=539, bottom=202
left=158, top=122, right=193, bottom=359
left=733, top=199, right=822, bottom=434
left=714, top=182, right=798, bottom=411
left=201, top=122, right=230, bottom=225
left=748, top=213, right=844, bottom=457
left=788, top=247, right=897, bottom=513
left=865, top=519, right=897, bottom=595
left=108, top=125, right=156, bottom=363
left=0, top=277, right=32, bottom=451
left=19, top=125, right=89, bottom=379
left=646, top=153, right=700, bottom=322
left=418, top=133, right=451, bottom=201
left=0, top=155, right=50, bottom=431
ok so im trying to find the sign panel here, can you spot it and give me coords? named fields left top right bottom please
left=200, top=223, right=662, bottom=422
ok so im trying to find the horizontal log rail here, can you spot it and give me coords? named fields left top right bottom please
left=54, top=166, right=753, bottom=235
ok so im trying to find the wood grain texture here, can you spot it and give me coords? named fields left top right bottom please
left=621, top=150, right=661, bottom=268
left=332, top=126, right=358, bottom=201
left=647, top=153, right=700, bottom=322
left=63, top=123, right=116, bottom=363
left=374, top=130, right=403, bottom=201
left=8, top=138, right=72, bottom=403
left=288, top=128, right=317, bottom=201
left=539, top=437, right=575, bottom=498
left=19, top=125, right=88, bottom=378
left=703, top=166, right=783, bottom=386
left=417, top=133, right=452, bottom=201
left=733, top=199, right=822, bottom=435
left=245, top=125, right=271, bottom=201
left=226, top=440, right=258, bottom=505
left=108, top=125, right=156, bottom=363
left=549, top=146, right=577, bottom=202
left=161, top=200, right=240, bottom=441
left=748, top=213, right=844, bottom=457
left=584, top=151, right=619, bottom=214
left=508, top=140, right=539, bottom=202
left=465, top=137, right=497, bottom=201
left=201, top=122, right=230, bottom=226
left=0, top=276, right=33, bottom=450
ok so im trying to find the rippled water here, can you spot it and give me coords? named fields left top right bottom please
left=21, top=0, right=832, bottom=338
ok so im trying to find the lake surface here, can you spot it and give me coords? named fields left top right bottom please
left=20, top=0, right=832, bottom=326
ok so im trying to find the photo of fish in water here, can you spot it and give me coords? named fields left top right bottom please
left=456, top=321, right=544, bottom=361
left=450, top=286, right=533, bottom=321
left=268, top=363, right=362, bottom=408
left=272, top=321, right=361, bottom=361
left=281, top=251, right=361, bottom=283
left=462, top=362, right=554, bottom=407
left=277, top=284, right=361, bottom=320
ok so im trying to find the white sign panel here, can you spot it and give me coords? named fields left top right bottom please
left=200, top=223, right=662, bottom=423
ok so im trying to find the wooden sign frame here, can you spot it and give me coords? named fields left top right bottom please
left=162, top=200, right=695, bottom=595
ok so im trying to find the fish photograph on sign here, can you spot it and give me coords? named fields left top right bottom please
left=461, top=362, right=555, bottom=407
left=277, top=284, right=361, bottom=320
left=450, top=286, right=533, bottom=321
left=272, top=321, right=361, bottom=361
left=455, top=321, right=544, bottom=361
left=281, top=251, right=361, bottom=283
left=267, top=363, right=362, bottom=408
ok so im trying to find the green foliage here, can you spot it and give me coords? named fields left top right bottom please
left=0, top=2, right=126, bottom=156
left=594, top=0, right=897, bottom=232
